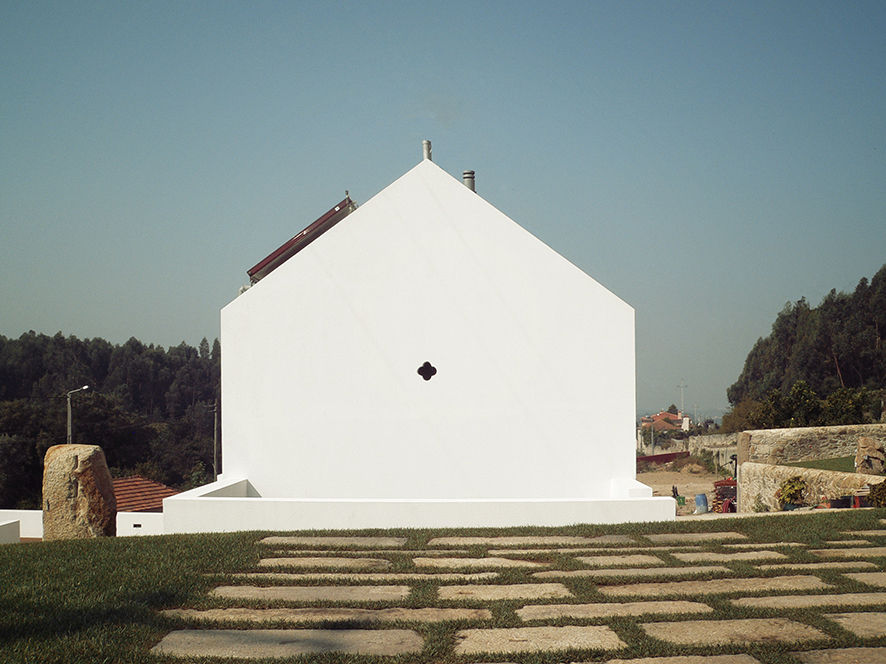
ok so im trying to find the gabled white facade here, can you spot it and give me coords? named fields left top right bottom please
left=164, top=156, right=673, bottom=531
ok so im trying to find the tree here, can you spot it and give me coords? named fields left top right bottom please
left=0, top=331, right=221, bottom=506
left=728, top=264, right=886, bottom=410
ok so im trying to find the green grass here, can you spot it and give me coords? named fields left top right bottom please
left=782, top=456, right=856, bottom=472
left=2, top=512, right=886, bottom=663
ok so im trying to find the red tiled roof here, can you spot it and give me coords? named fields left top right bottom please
left=112, top=476, right=179, bottom=513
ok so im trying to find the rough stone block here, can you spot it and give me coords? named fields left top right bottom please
left=42, top=444, right=116, bottom=540
left=855, top=436, right=885, bottom=474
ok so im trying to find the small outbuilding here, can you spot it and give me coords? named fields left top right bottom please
left=164, top=144, right=673, bottom=531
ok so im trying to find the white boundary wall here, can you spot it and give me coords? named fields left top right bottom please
left=0, top=509, right=43, bottom=538
left=0, top=510, right=165, bottom=539
left=163, top=477, right=676, bottom=533
left=0, top=520, right=20, bottom=544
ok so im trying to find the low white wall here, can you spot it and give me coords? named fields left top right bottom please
left=163, top=476, right=674, bottom=533
left=0, top=520, right=20, bottom=544
left=0, top=509, right=43, bottom=538
left=0, top=509, right=164, bottom=538
left=117, top=512, right=164, bottom=536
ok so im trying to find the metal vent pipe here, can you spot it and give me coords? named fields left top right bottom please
left=422, top=140, right=432, bottom=161
left=462, top=170, right=475, bottom=192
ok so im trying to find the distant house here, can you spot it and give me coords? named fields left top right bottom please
left=112, top=476, right=178, bottom=513
left=164, top=143, right=673, bottom=531
left=641, top=410, right=691, bottom=433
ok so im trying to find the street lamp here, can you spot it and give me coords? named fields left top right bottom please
left=66, top=385, right=89, bottom=444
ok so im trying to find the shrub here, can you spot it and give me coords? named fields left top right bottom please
left=868, top=480, right=886, bottom=508
left=775, top=475, right=808, bottom=508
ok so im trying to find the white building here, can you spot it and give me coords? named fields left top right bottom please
left=164, top=145, right=673, bottom=532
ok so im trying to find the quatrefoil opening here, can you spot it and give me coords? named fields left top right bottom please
left=417, top=361, right=437, bottom=381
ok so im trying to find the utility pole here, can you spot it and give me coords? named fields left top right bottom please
left=66, top=385, right=89, bottom=444
left=677, top=379, right=688, bottom=415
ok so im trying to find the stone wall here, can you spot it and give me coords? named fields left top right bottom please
left=636, top=434, right=687, bottom=458
left=737, top=424, right=886, bottom=466
left=688, top=433, right=738, bottom=472
left=738, top=461, right=885, bottom=513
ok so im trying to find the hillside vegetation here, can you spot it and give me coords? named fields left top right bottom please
left=723, top=264, right=886, bottom=433
left=0, top=332, right=219, bottom=508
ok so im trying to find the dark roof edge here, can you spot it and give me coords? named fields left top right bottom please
left=247, top=195, right=357, bottom=283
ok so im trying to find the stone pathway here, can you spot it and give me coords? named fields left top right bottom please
left=152, top=524, right=886, bottom=661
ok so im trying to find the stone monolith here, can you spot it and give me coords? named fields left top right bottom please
left=42, top=444, right=116, bottom=540
left=855, top=436, right=886, bottom=475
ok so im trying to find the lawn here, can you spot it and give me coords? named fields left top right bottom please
left=2, top=511, right=886, bottom=663
left=782, top=456, right=856, bottom=473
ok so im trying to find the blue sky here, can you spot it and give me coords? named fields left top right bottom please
left=2, top=1, right=884, bottom=417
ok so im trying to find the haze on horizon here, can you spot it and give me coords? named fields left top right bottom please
left=2, top=1, right=884, bottom=419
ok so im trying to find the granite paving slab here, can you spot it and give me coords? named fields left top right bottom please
left=810, top=546, right=886, bottom=558
left=756, top=561, right=878, bottom=572
left=534, top=565, right=731, bottom=580
left=453, top=625, right=625, bottom=655
left=259, top=536, right=407, bottom=548
left=731, top=592, right=886, bottom=609
left=575, top=554, right=663, bottom=567
left=672, top=550, right=787, bottom=563
left=490, top=546, right=702, bottom=556
left=151, top=628, right=423, bottom=657
left=644, top=532, right=747, bottom=544
left=791, top=646, right=886, bottom=663
left=439, top=583, right=572, bottom=601
left=722, top=542, right=803, bottom=549
left=639, top=617, right=827, bottom=645
left=414, top=556, right=544, bottom=568
left=601, top=656, right=761, bottom=664
left=162, top=606, right=491, bottom=624
left=599, top=575, right=831, bottom=597
left=268, top=548, right=470, bottom=556
left=823, top=540, right=870, bottom=546
left=843, top=571, right=886, bottom=588
left=840, top=530, right=886, bottom=537
left=209, top=585, right=410, bottom=602
left=428, top=535, right=634, bottom=547
left=516, top=600, right=712, bottom=621
left=257, top=557, right=392, bottom=569
left=230, top=571, right=498, bottom=582
left=823, top=611, right=886, bottom=637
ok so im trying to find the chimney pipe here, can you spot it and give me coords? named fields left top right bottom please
left=422, top=140, right=432, bottom=161
left=462, top=170, right=475, bottom=192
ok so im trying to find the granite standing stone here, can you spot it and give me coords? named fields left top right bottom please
left=42, top=444, right=116, bottom=540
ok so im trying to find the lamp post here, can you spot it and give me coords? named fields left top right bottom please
left=66, top=385, right=89, bottom=444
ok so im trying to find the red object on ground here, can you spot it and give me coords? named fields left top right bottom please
left=636, top=451, right=690, bottom=465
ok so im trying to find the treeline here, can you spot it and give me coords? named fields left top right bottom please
left=0, top=331, right=219, bottom=508
left=722, top=264, right=886, bottom=433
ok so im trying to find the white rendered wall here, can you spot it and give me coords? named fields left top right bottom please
left=0, top=509, right=42, bottom=538
left=221, top=160, right=647, bottom=513
left=0, top=510, right=164, bottom=538
left=163, top=478, right=675, bottom=533
left=0, top=520, right=20, bottom=544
